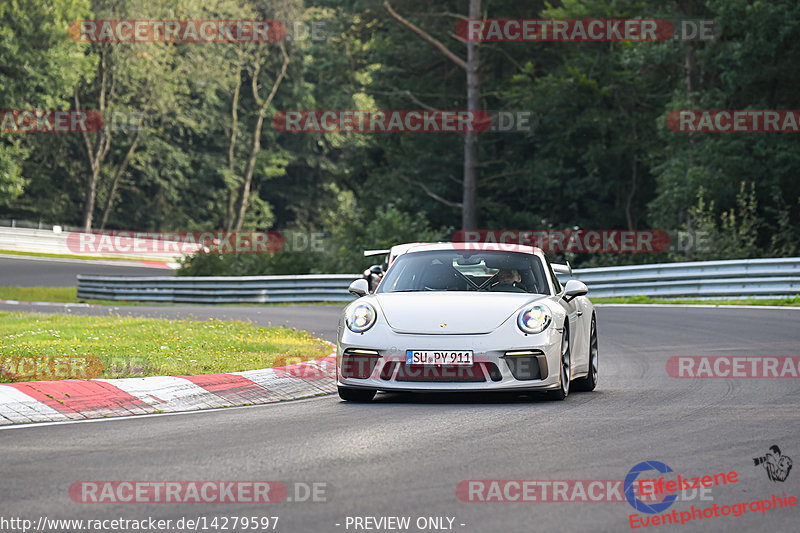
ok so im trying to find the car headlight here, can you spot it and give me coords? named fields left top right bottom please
left=517, top=304, right=551, bottom=334
left=346, top=302, right=377, bottom=333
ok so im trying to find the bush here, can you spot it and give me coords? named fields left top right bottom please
left=178, top=196, right=449, bottom=276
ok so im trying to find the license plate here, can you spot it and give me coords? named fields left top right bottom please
left=405, top=350, right=473, bottom=366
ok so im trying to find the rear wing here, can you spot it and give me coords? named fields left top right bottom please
left=551, top=262, right=572, bottom=276
left=364, top=243, right=421, bottom=267
left=363, top=249, right=390, bottom=257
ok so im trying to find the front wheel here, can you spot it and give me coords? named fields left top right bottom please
left=338, top=386, right=376, bottom=402
left=573, top=315, right=598, bottom=392
left=547, top=325, right=571, bottom=401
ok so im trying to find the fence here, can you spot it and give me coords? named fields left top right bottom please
left=75, top=257, right=800, bottom=303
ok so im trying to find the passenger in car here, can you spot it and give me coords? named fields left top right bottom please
left=421, top=263, right=466, bottom=291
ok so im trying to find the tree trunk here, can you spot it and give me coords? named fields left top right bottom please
left=76, top=50, right=111, bottom=232
left=625, top=158, right=637, bottom=230
left=384, top=0, right=481, bottom=231
left=82, top=166, right=100, bottom=232
left=226, top=64, right=243, bottom=231
left=234, top=111, right=267, bottom=231
left=462, top=0, right=480, bottom=230
left=99, top=130, right=141, bottom=230
left=233, top=44, right=290, bottom=231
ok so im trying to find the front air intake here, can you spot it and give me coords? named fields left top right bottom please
left=503, top=350, right=547, bottom=380
left=341, top=349, right=381, bottom=379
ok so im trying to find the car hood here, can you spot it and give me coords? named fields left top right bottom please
left=374, top=292, right=547, bottom=334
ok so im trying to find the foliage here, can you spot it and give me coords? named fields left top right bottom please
left=179, top=192, right=448, bottom=275
left=2, top=0, right=799, bottom=273
left=0, top=0, right=95, bottom=207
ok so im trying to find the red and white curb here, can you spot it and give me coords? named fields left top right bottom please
left=138, top=261, right=180, bottom=269
left=0, top=354, right=337, bottom=425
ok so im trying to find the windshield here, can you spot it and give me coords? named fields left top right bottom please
left=376, top=250, right=550, bottom=295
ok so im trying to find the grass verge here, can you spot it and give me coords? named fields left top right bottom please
left=0, top=286, right=79, bottom=303
left=0, top=286, right=141, bottom=306
left=592, top=295, right=800, bottom=306
left=0, top=311, right=331, bottom=382
left=0, top=286, right=345, bottom=306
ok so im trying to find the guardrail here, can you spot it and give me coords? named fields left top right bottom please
left=557, top=257, right=800, bottom=299
left=76, top=257, right=800, bottom=303
left=0, top=219, right=80, bottom=231
left=77, top=274, right=361, bottom=303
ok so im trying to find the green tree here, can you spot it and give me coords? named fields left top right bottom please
left=0, top=0, right=95, bottom=209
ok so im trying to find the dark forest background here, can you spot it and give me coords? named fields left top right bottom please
left=2, top=0, right=799, bottom=274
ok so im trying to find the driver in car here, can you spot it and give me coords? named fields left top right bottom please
left=492, top=269, right=525, bottom=292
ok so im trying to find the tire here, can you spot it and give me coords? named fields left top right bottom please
left=574, top=315, right=598, bottom=392
left=338, top=386, right=376, bottom=402
left=547, top=324, right=571, bottom=401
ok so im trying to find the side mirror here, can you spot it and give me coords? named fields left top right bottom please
left=348, top=279, right=370, bottom=297
left=563, top=279, right=588, bottom=302
left=552, top=262, right=572, bottom=276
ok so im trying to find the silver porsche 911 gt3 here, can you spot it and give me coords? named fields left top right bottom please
left=336, top=242, right=598, bottom=402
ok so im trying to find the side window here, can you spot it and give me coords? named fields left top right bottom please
left=546, top=259, right=562, bottom=293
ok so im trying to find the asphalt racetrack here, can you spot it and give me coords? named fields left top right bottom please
left=0, top=255, right=172, bottom=287
left=1, top=303, right=799, bottom=532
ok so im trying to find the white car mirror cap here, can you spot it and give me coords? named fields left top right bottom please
left=349, top=279, right=370, bottom=297
left=563, top=279, right=588, bottom=301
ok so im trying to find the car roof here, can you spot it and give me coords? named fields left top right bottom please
left=391, top=242, right=545, bottom=257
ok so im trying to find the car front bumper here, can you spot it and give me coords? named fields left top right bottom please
left=337, top=325, right=563, bottom=392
